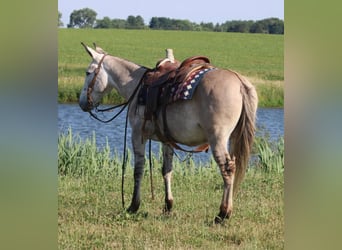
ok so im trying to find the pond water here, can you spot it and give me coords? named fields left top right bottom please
left=58, top=104, right=284, bottom=163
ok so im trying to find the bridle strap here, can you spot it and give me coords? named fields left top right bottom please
left=87, top=54, right=107, bottom=107
left=88, top=68, right=151, bottom=123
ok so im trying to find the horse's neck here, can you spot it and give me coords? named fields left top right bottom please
left=105, top=56, right=146, bottom=100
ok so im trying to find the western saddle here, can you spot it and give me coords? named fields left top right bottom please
left=139, top=49, right=213, bottom=152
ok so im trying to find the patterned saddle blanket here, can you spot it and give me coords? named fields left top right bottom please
left=138, top=56, right=216, bottom=106
left=170, top=67, right=216, bottom=101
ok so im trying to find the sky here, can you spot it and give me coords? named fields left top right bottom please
left=58, top=0, right=283, bottom=27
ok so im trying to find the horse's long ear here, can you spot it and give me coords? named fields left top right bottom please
left=93, top=42, right=107, bottom=54
left=81, top=42, right=98, bottom=58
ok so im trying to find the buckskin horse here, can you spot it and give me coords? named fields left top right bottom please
left=79, top=43, right=258, bottom=223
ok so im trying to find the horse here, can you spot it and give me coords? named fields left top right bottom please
left=79, top=43, right=258, bottom=223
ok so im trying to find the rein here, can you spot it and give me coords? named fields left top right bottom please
left=88, top=67, right=149, bottom=123
left=86, top=63, right=152, bottom=209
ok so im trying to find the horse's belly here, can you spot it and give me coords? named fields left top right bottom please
left=169, top=122, right=207, bottom=146
left=163, top=102, right=207, bottom=146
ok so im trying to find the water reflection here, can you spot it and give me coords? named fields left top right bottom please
left=58, top=104, right=283, bottom=163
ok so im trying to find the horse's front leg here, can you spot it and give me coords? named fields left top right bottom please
left=127, top=127, right=146, bottom=213
left=162, top=144, right=174, bottom=212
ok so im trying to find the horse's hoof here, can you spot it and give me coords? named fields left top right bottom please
left=163, top=199, right=173, bottom=213
left=214, top=210, right=231, bottom=224
left=214, top=215, right=224, bottom=224
left=163, top=207, right=172, bottom=214
left=127, top=204, right=140, bottom=213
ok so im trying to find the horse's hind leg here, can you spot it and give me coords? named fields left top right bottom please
left=216, top=155, right=236, bottom=223
left=162, top=144, right=174, bottom=212
left=210, top=137, right=236, bottom=223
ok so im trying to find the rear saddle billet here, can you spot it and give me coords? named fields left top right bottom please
left=140, top=49, right=213, bottom=152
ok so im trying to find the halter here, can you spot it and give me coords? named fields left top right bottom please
left=86, top=54, right=107, bottom=108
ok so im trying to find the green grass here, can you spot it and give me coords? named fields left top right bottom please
left=58, top=129, right=284, bottom=249
left=58, top=29, right=283, bottom=107
left=255, top=81, right=284, bottom=108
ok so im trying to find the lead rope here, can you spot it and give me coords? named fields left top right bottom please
left=149, top=139, right=155, bottom=200
left=89, top=102, right=128, bottom=123
left=121, top=102, right=130, bottom=209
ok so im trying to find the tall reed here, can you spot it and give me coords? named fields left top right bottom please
left=58, top=128, right=123, bottom=177
left=58, top=128, right=284, bottom=176
left=254, top=136, right=284, bottom=173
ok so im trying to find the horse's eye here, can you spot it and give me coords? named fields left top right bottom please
left=86, top=72, right=91, bottom=76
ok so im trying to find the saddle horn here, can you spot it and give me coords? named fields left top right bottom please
left=157, top=48, right=175, bottom=67
left=165, top=48, right=175, bottom=63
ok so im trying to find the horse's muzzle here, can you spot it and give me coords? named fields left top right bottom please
left=79, top=100, right=92, bottom=112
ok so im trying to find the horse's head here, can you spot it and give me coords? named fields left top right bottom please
left=79, top=42, right=110, bottom=112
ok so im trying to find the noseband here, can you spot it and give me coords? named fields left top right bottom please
left=87, top=54, right=107, bottom=107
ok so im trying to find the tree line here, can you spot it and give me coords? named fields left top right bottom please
left=58, top=8, right=284, bottom=34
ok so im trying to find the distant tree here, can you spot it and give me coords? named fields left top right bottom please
left=214, top=23, right=223, bottom=32
left=135, top=15, right=145, bottom=28
left=111, top=19, right=126, bottom=29
left=68, top=8, right=97, bottom=28
left=268, top=18, right=284, bottom=34
left=126, top=15, right=145, bottom=29
left=172, top=19, right=193, bottom=30
left=250, top=21, right=267, bottom=33
left=200, top=22, right=214, bottom=31
left=150, top=17, right=196, bottom=30
left=269, top=22, right=284, bottom=34
left=227, top=20, right=253, bottom=33
left=250, top=18, right=284, bottom=34
left=95, top=16, right=112, bottom=28
left=65, top=12, right=284, bottom=34
left=149, top=17, right=172, bottom=29
left=192, top=23, right=202, bottom=31
left=149, top=17, right=160, bottom=29
left=95, top=17, right=128, bottom=29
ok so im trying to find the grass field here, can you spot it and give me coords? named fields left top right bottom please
left=58, top=29, right=283, bottom=107
left=58, top=130, right=284, bottom=249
